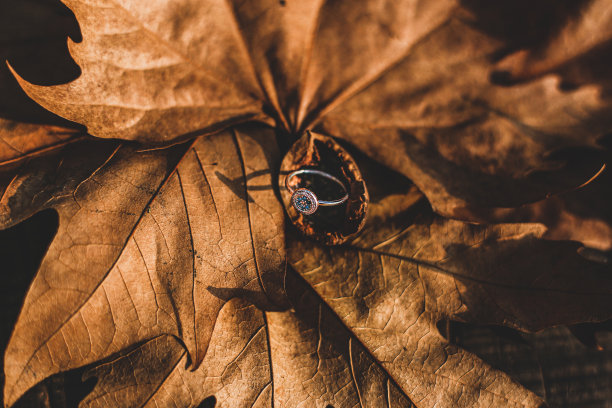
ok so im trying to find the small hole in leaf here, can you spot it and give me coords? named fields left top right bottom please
left=197, top=396, right=217, bottom=408
left=326, top=405, right=334, bottom=408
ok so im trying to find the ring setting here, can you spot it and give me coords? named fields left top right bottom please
left=285, top=169, right=349, bottom=215
left=291, top=188, right=318, bottom=215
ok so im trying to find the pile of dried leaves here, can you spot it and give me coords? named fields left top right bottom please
left=1, top=0, right=612, bottom=407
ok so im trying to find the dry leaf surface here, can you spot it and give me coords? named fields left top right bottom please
left=2, top=0, right=612, bottom=407
left=288, top=157, right=612, bottom=407
left=289, top=183, right=611, bottom=407
left=2, top=124, right=290, bottom=406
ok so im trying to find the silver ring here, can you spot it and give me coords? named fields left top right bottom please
left=285, top=169, right=349, bottom=215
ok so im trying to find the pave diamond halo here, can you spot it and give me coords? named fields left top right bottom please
left=291, top=188, right=318, bottom=215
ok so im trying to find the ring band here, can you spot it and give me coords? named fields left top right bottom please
left=285, top=169, right=349, bottom=215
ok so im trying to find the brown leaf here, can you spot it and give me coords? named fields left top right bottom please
left=10, top=0, right=457, bottom=140
left=288, top=158, right=612, bottom=407
left=0, top=126, right=114, bottom=230
left=10, top=1, right=612, bottom=218
left=2, top=125, right=287, bottom=406
left=317, top=17, right=611, bottom=218
left=292, top=0, right=456, bottom=129
left=8, top=0, right=269, bottom=142
left=472, top=165, right=612, bottom=252
left=0, top=119, right=80, bottom=167
left=78, top=276, right=414, bottom=408
left=3, top=1, right=612, bottom=407
left=14, top=1, right=611, bottom=222
left=81, top=300, right=273, bottom=408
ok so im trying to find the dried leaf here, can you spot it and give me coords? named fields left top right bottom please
left=474, top=165, right=612, bottom=252
left=288, top=162, right=612, bottom=406
left=11, top=0, right=457, bottom=140
left=292, top=0, right=456, bottom=129
left=79, top=276, right=414, bottom=408
left=8, top=0, right=269, bottom=142
left=81, top=300, right=273, bottom=408
left=0, top=119, right=80, bottom=166
left=0, top=126, right=113, bottom=229
left=3, top=1, right=612, bottom=407
left=318, top=18, right=611, bottom=218
left=2, top=125, right=287, bottom=407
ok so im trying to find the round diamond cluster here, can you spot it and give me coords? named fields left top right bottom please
left=292, top=189, right=318, bottom=215
left=295, top=196, right=312, bottom=212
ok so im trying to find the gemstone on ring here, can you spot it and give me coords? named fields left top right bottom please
left=291, top=188, right=318, bottom=215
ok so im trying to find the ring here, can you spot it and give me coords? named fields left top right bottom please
left=285, top=169, right=349, bottom=215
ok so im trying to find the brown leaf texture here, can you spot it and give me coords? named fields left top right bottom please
left=288, top=161, right=612, bottom=407
left=0, top=119, right=80, bottom=167
left=11, top=0, right=457, bottom=140
left=0, top=124, right=107, bottom=230
left=8, top=0, right=268, bottom=142
left=2, top=125, right=287, bottom=406
left=3, top=0, right=612, bottom=407
left=12, top=0, right=612, bottom=215
left=318, top=17, right=611, bottom=217
left=78, top=278, right=416, bottom=408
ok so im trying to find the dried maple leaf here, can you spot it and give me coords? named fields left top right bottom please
left=1, top=123, right=290, bottom=407
left=2, top=0, right=612, bottom=407
left=78, top=279, right=416, bottom=408
left=318, top=18, right=611, bottom=217
left=289, top=163, right=612, bottom=407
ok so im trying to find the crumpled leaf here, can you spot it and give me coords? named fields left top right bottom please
left=3, top=0, right=612, bottom=407
left=288, top=161, right=612, bottom=407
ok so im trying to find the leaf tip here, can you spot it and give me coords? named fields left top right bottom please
left=5, top=60, right=52, bottom=107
